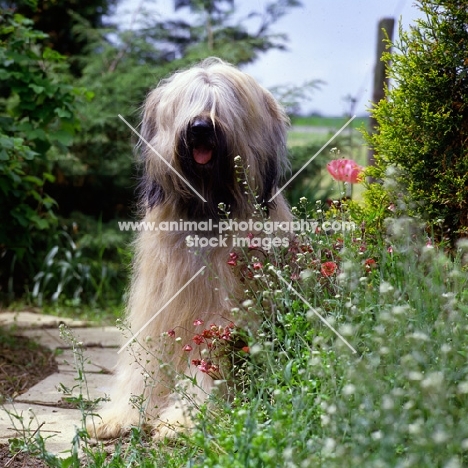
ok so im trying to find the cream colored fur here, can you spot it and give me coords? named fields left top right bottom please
left=87, top=58, right=292, bottom=440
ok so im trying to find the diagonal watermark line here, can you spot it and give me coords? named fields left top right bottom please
left=274, top=271, right=357, bottom=354
left=269, top=115, right=357, bottom=202
left=118, top=114, right=207, bottom=203
left=117, top=266, right=206, bottom=354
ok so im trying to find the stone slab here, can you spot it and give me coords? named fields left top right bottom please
left=15, top=371, right=113, bottom=407
left=57, top=348, right=118, bottom=374
left=20, top=326, right=122, bottom=350
left=0, top=402, right=84, bottom=458
left=0, top=311, right=90, bottom=329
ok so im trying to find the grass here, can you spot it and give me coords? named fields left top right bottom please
left=5, top=196, right=468, bottom=467
left=290, top=115, right=368, bottom=129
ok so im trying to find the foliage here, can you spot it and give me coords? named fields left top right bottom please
left=169, top=0, right=302, bottom=65
left=1, top=0, right=118, bottom=75
left=31, top=215, right=131, bottom=307
left=0, top=13, right=84, bottom=299
left=270, top=79, right=323, bottom=115
left=286, top=141, right=334, bottom=205
left=365, top=0, right=468, bottom=244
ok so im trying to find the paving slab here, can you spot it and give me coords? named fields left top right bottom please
left=0, top=311, right=90, bottom=329
left=15, top=370, right=113, bottom=407
left=0, top=313, right=124, bottom=458
left=57, top=348, right=118, bottom=374
left=21, top=326, right=122, bottom=350
left=0, top=402, right=85, bottom=457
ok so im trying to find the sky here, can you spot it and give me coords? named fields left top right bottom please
left=115, top=0, right=424, bottom=116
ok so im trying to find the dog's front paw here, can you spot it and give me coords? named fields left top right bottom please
left=86, top=411, right=138, bottom=440
left=152, top=406, right=193, bottom=441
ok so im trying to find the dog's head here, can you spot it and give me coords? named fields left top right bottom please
left=139, top=57, right=289, bottom=220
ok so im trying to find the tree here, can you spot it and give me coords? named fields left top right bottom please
left=144, top=0, right=303, bottom=65
left=1, top=0, right=118, bottom=74
left=366, top=0, right=468, bottom=243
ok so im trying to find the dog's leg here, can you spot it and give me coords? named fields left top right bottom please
left=86, top=365, right=141, bottom=438
left=152, top=366, right=221, bottom=440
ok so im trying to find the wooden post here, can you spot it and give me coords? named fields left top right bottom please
left=368, top=18, right=395, bottom=172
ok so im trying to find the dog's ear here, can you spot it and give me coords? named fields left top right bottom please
left=259, top=156, right=279, bottom=211
left=139, top=176, right=165, bottom=208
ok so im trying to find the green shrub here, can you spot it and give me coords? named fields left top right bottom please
left=365, top=0, right=468, bottom=244
left=0, top=13, right=84, bottom=299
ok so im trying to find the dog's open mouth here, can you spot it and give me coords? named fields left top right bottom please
left=189, top=118, right=216, bottom=166
left=193, top=145, right=213, bottom=165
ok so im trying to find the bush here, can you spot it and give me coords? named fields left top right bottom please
left=365, top=0, right=468, bottom=244
left=0, top=13, right=84, bottom=300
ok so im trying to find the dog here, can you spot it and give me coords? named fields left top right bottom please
left=87, top=57, right=292, bottom=440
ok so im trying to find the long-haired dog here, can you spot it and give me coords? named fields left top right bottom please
left=88, top=57, right=292, bottom=440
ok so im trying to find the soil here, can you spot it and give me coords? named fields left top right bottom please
left=0, top=328, right=58, bottom=468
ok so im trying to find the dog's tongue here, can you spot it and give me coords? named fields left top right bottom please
left=193, top=147, right=213, bottom=165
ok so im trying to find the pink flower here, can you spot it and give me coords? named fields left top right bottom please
left=193, top=319, right=204, bottom=326
left=167, top=329, right=176, bottom=338
left=253, top=262, right=263, bottom=270
left=183, top=344, right=193, bottom=352
left=320, top=261, right=338, bottom=277
left=327, top=159, right=364, bottom=183
left=227, top=252, right=238, bottom=266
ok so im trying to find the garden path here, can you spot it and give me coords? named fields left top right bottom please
left=0, top=311, right=120, bottom=458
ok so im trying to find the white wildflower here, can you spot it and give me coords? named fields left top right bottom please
left=379, top=281, right=394, bottom=293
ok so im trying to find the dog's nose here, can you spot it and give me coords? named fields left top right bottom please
left=191, top=118, right=212, bottom=131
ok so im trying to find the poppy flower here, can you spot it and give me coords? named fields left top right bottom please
left=327, top=159, right=364, bottom=183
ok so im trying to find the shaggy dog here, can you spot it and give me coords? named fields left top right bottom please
left=88, top=57, right=292, bottom=440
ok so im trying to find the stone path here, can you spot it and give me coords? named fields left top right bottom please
left=0, top=311, right=120, bottom=457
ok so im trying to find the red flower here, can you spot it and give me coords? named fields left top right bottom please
left=167, top=329, right=176, bottom=338
left=364, top=258, right=377, bottom=272
left=183, top=344, right=193, bottom=352
left=196, top=360, right=219, bottom=374
left=202, top=329, right=214, bottom=338
left=192, top=334, right=204, bottom=345
left=321, top=261, right=338, bottom=277
left=241, top=346, right=250, bottom=353
left=327, top=159, right=364, bottom=183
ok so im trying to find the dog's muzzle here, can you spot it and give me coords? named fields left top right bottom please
left=189, top=118, right=215, bottom=165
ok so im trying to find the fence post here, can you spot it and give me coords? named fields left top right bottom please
left=368, top=18, right=395, bottom=174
